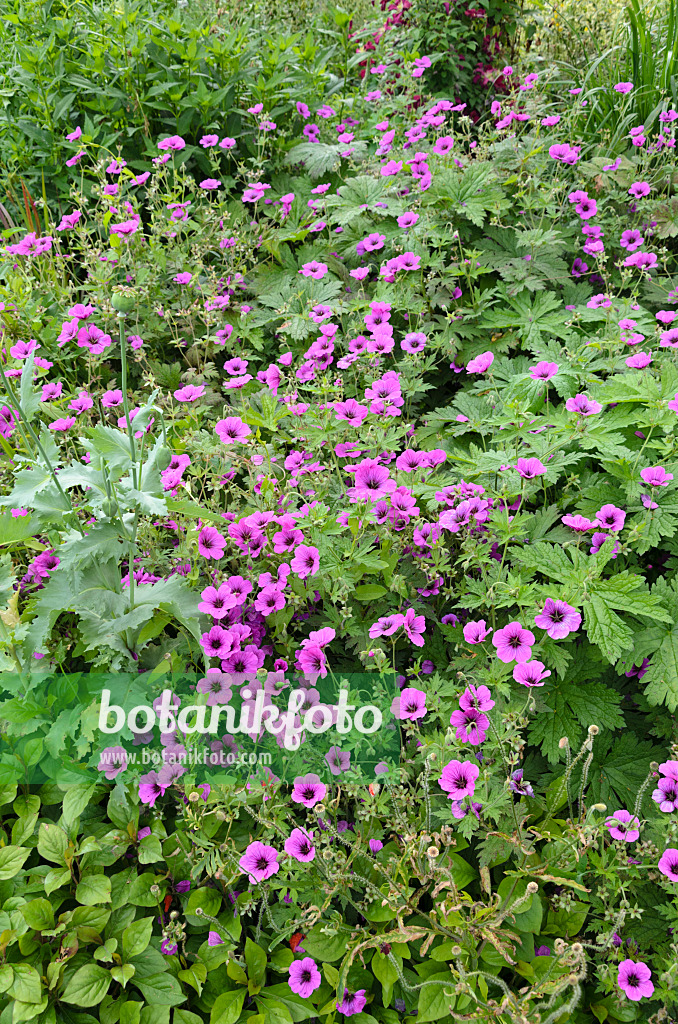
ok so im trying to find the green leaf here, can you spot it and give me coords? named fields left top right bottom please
left=0, top=844, right=30, bottom=879
left=37, top=819, right=70, bottom=860
left=7, top=964, right=42, bottom=1004
left=23, top=898, right=54, bottom=931
left=210, top=989, right=246, bottom=1024
left=254, top=985, right=318, bottom=1022
left=417, top=976, right=455, bottom=1022
left=245, top=937, right=267, bottom=989
left=61, top=964, right=111, bottom=1007
left=123, top=917, right=153, bottom=960
left=583, top=594, right=634, bottom=663
left=134, top=973, right=186, bottom=1006
left=76, top=874, right=112, bottom=906
left=353, top=584, right=388, bottom=601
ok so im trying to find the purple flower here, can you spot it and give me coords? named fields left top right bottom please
left=596, top=504, right=626, bottom=531
left=285, top=828, right=316, bottom=862
left=438, top=759, right=479, bottom=800
left=325, top=746, right=351, bottom=775
left=615, top=81, right=634, bottom=93
left=513, top=660, right=551, bottom=687
left=566, top=394, right=602, bottom=416
left=640, top=466, right=673, bottom=487
left=138, top=770, right=169, bottom=807
left=208, top=931, right=224, bottom=946
left=97, top=746, right=128, bottom=780
left=515, top=457, right=546, bottom=479
left=617, top=959, right=654, bottom=1001
left=628, top=181, right=651, bottom=198
left=174, top=384, right=205, bottom=402
left=620, top=229, right=643, bottom=251
left=535, top=945, right=551, bottom=956
left=369, top=839, right=383, bottom=854
left=463, top=620, right=491, bottom=644
left=289, top=957, right=321, bottom=998
left=492, top=622, right=535, bottom=664
left=336, top=990, right=367, bottom=1016
left=239, top=841, right=280, bottom=882
left=606, top=809, right=640, bottom=842
left=590, top=532, right=620, bottom=557
left=402, top=608, right=426, bottom=647
left=658, top=847, right=678, bottom=880
left=391, top=687, right=427, bottom=720
left=508, top=769, right=534, bottom=797
left=161, top=939, right=178, bottom=955
left=291, top=544, right=320, bottom=579
left=198, top=526, right=226, bottom=560
left=534, top=599, right=582, bottom=640
left=292, top=773, right=326, bottom=808
left=449, top=707, right=489, bottom=745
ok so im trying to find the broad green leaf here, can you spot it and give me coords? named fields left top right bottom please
left=0, top=844, right=30, bottom=879
left=61, top=964, right=111, bottom=1007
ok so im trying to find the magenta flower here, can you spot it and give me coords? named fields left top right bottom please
left=658, top=847, right=678, bottom=880
left=605, top=809, right=640, bottom=841
left=513, top=660, right=551, bottom=687
left=285, top=828, right=316, bottom=862
left=617, top=960, right=654, bottom=1001
left=351, top=459, right=396, bottom=501
left=49, top=417, right=76, bottom=432
left=161, top=939, right=178, bottom=955
left=208, top=931, right=224, bottom=946
left=529, top=361, right=558, bottom=380
left=515, top=457, right=547, bottom=479
left=615, top=81, right=634, bottom=93
left=439, top=759, right=480, bottom=800
left=466, top=351, right=494, bottom=373
left=628, top=181, right=651, bottom=198
left=492, top=622, right=535, bottom=664
left=565, top=394, right=602, bottom=416
left=198, top=526, right=226, bottom=560
left=459, top=685, right=494, bottom=712
left=336, top=990, right=367, bottom=1016
left=196, top=669, right=232, bottom=706
left=626, top=351, right=652, bottom=368
left=449, top=707, right=489, bottom=745
left=640, top=466, right=673, bottom=487
left=157, top=135, right=186, bottom=151
left=239, top=841, right=280, bottom=882
left=391, top=687, right=427, bottom=720
left=292, top=773, right=326, bottom=808
left=174, top=384, right=205, bottom=402
left=289, top=958, right=321, bottom=998
left=290, top=544, right=320, bottom=579
left=299, top=261, right=328, bottom=279
left=534, top=599, right=581, bottom=640
left=596, top=504, right=626, bottom=531
left=198, top=583, right=236, bottom=618
left=463, top=620, right=491, bottom=644
left=201, top=625, right=234, bottom=659
left=215, top=416, right=251, bottom=444
left=138, top=770, right=170, bottom=807
left=402, top=608, right=426, bottom=646
left=562, top=514, right=598, bottom=532
left=652, top=777, right=678, bottom=812
left=620, top=229, right=643, bottom=251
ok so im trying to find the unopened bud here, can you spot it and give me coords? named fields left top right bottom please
left=526, top=881, right=538, bottom=894
left=592, top=803, right=607, bottom=812
left=558, top=737, right=570, bottom=748
left=588, top=724, right=599, bottom=736
left=188, top=792, right=200, bottom=803
left=427, top=846, right=439, bottom=858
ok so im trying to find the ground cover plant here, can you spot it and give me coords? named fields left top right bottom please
left=0, top=1, right=678, bottom=1022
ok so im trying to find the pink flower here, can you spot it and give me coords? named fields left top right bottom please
left=463, top=620, right=491, bottom=644
left=534, top=599, right=581, bottom=639
left=215, top=417, right=251, bottom=443
left=466, top=351, right=494, bottom=373
left=658, top=846, right=678, bottom=880
left=565, top=394, right=602, bottom=416
left=391, top=687, right=427, bottom=720
left=288, top=958, right=321, bottom=998
left=285, top=828, right=315, bottom=862
left=369, top=614, right=404, bottom=638
left=513, top=661, right=551, bottom=687
left=628, top=181, right=651, bottom=198
left=515, top=457, right=546, bottom=479
left=198, top=526, right=226, bottom=559
left=350, top=459, right=396, bottom=501
left=617, top=960, right=654, bottom=1001
left=492, top=621, right=535, bottom=664
left=402, top=608, right=426, bottom=646
left=299, top=261, right=328, bottom=279
left=292, top=773, right=326, bottom=807
left=200, top=178, right=221, bottom=191
left=438, top=759, right=479, bottom=800
left=640, top=466, right=673, bottom=486
left=605, top=809, right=640, bottom=841
left=614, top=81, right=634, bottom=93
left=449, top=707, right=488, bottom=745
left=239, top=841, right=280, bottom=882
left=529, top=361, right=558, bottom=380
left=174, top=384, right=205, bottom=402
left=290, top=544, right=320, bottom=579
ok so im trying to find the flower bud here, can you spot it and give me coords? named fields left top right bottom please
left=588, top=724, right=599, bottom=735
left=558, top=737, right=570, bottom=748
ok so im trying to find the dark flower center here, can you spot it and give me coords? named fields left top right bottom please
left=256, top=856, right=269, bottom=870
